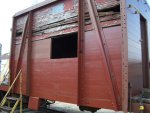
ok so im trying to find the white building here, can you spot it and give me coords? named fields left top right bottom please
left=0, top=44, right=2, bottom=74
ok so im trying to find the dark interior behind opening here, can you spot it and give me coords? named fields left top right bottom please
left=51, top=33, right=78, bottom=59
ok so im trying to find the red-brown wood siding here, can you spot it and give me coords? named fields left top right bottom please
left=0, top=0, right=149, bottom=112
left=79, top=26, right=122, bottom=110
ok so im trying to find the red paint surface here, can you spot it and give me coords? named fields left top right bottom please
left=1, top=0, right=143, bottom=111
left=28, top=97, right=41, bottom=110
left=4, top=0, right=123, bottom=111
left=79, top=26, right=122, bottom=110
left=0, top=86, right=8, bottom=91
left=10, top=25, right=122, bottom=110
left=1, top=0, right=149, bottom=112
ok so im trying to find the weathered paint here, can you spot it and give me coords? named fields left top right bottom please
left=0, top=0, right=149, bottom=112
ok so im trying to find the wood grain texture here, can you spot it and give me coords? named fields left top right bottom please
left=2, top=0, right=122, bottom=111
left=1, top=0, right=149, bottom=112
left=15, top=0, right=120, bottom=38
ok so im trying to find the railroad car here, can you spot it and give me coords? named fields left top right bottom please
left=0, top=0, right=150, bottom=112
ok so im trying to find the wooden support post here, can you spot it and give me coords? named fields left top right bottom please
left=78, top=0, right=85, bottom=104
left=9, top=17, right=16, bottom=86
left=26, top=11, right=33, bottom=96
left=13, top=15, right=29, bottom=93
left=15, top=16, right=29, bottom=75
left=86, top=0, right=121, bottom=109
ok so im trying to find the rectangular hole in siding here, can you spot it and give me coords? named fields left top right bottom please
left=51, top=33, right=78, bottom=59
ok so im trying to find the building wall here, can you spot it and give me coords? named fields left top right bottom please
left=0, top=44, right=2, bottom=74
left=126, top=0, right=150, bottom=94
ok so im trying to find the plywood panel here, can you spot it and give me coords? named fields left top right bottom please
left=79, top=26, right=122, bottom=110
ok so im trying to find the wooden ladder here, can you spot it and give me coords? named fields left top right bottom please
left=0, top=13, right=29, bottom=113
left=0, top=70, right=23, bottom=113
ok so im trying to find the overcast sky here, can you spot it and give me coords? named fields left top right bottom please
left=0, top=0, right=44, bottom=54
left=0, top=0, right=150, bottom=54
